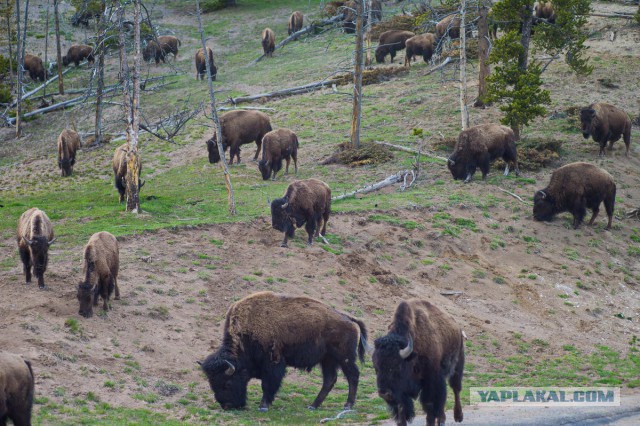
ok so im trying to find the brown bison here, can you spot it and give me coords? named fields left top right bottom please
left=534, top=1, right=556, bottom=24
left=0, top=351, right=35, bottom=426
left=77, top=231, right=120, bottom=318
left=270, top=179, right=331, bottom=247
left=199, top=291, right=368, bottom=411
left=404, top=33, right=436, bottom=67
left=195, top=47, right=217, bottom=80
left=206, top=110, right=273, bottom=165
left=262, top=28, right=275, bottom=57
left=375, top=30, right=415, bottom=64
left=23, top=54, right=46, bottom=82
left=373, top=299, right=465, bottom=426
left=435, top=14, right=461, bottom=40
left=288, top=11, right=304, bottom=35
left=143, top=35, right=181, bottom=64
left=533, top=162, right=616, bottom=230
left=447, top=123, right=520, bottom=183
left=258, top=128, right=299, bottom=180
left=62, top=44, right=95, bottom=67
left=371, top=0, right=383, bottom=23
left=57, top=129, right=81, bottom=177
left=112, top=144, right=144, bottom=203
left=17, top=208, right=55, bottom=289
left=580, top=102, right=632, bottom=157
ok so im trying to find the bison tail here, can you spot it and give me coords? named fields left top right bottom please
left=350, top=317, right=368, bottom=363
left=177, top=38, right=182, bottom=47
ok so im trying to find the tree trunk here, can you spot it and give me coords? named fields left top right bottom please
left=519, top=4, right=533, bottom=70
left=5, top=0, right=13, bottom=90
left=459, top=1, right=469, bottom=130
left=94, top=0, right=107, bottom=145
left=15, top=0, right=22, bottom=137
left=475, top=5, right=490, bottom=107
left=125, top=0, right=142, bottom=213
left=365, top=0, right=372, bottom=66
left=511, top=123, right=521, bottom=141
left=54, top=0, right=63, bottom=95
left=43, top=0, right=49, bottom=98
left=350, top=0, right=364, bottom=149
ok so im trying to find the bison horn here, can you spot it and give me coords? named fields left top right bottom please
left=48, top=237, right=57, bottom=246
left=447, top=158, right=455, bottom=165
left=223, top=360, right=236, bottom=376
left=23, top=237, right=34, bottom=246
left=538, top=190, right=547, bottom=199
left=399, top=335, right=413, bottom=359
left=281, top=202, right=289, bottom=209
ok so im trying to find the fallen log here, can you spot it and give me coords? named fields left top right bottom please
left=11, top=66, right=75, bottom=107
left=332, top=170, right=416, bottom=201
left=226, top=79, right=335, bottom=105
left=589, top=12, right=633, bottom=19
left=373, top=141, right=449, bottom=162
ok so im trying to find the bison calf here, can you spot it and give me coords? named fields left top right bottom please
left=533, top=162, right=616, bottom=230
left=57, top=129, right=81, bottom=177
left=262, top=28, right=275, bottom=57
left=580, top=102, right=632, bottom=157
left=206, top=110, right=272, bottom=165
left=112, top=144, right=144, bottom=203
left=17, top=208, right=55, bottom=288
left=447, top=123, right=520, bottom=183
left=258, top=128, right=299, bottom=180
left=23, top=54, right=46, bottom=82
left=270, top=179, right=331, bottom=247
left=143, top=35, right=181, bottom=64
left=288, top=11, right=304, bottom=35
left=375, top=30, right=415, bottom=64
left=77, top=231, right=120, bottom=318
left=0, top=351, right=35, bottom=426
left=404, top=33, right=436, bottom=67
left=62, top=44, right=95, bottom=67
left=195, top=47, right=217, bottom=81
left=200, top=291, right=368, bottom=411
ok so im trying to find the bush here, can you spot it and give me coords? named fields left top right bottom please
left=201, top=0, right=226, bottom=12
left=635, top=6, right=640, bottom=25
left=0, top=84, right=11, bottom=104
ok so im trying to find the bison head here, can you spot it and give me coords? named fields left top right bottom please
left=373, top=333, right=420, bottom=424
left=533, top=190, right=555, bottom=222
left=447, top=154, right=467, bottom=181
left=23, top=236, right=54, bottom=283
left=142, top=44, right=155, bottom=62
left=77, top=282, right=94, bottom=318
left=200, top=353, right=249, bottom=410
left=579, top=108, right=596, bottom=139
left=59, top=156, right=75, bottom=177
left=271, top=197, right=294, bottom=232
left=206, top=133, right=227, bottom=164
left=62, top=55, right=70, bottom=66
left=258, top=160, right=271, bottom=180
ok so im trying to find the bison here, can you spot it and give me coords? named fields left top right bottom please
left=112, top=144, right=144, bottom=203
left=270, top=178, right=331, bottom=247
left=23, top=54, right=46, bottom=82
left=288, top=11, right=304, bottom=35
left=375, top=30, right=415, bottom=64
left=580, top=102, right=632, bottom=157
left=57, top=129, right=81, bottom=177
left=143, top=35, right=181, bottom=64
left=404, top=33, right=436, bottom=67
left=373, top=299, right=465, bottom=426
left=199, top=291, right=368, bottom=411
left=447, top=123, right=520, bottom=183
left=77, top=231, right=120, bottom=318
left=534, top=1, right=556, bottom=24
left=371, top=0, right=382, bottom=23
left=435, top=14, right=461, bottom=40
left=258, top=128, right=299, bottom=181
left=206, top=110, right=272, bottom=165
left=17, top=208, right=55, bottom=289
left=0, top=351, right=35, bottom=426
left=533, top=162, right=616, bottom=230
left=262, top=28, right=275, bottom=57
left=195, top=47, right=217, bottom=81
left=62, top=44, right=95, bottom=67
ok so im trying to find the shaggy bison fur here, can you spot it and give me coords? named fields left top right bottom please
left=534, top=1, right=556, bottom=24
left=533, top=162, right=616, bottom=230
left=580, top=102, right=632, bottom=157
left=143, top=35, right=181, bottom=64
left=57, top=129, right=81, bottom=177
left=270, top=179, right=331, bottom=247
left=112, top=144, right=144, bottom=203
left=288, top=11, right=304, bottom=35
left=0, top=351, right=35, bottom=426
left=77, top=231, right=120, bottom=318
left=199, top=291, right=368, bottom=411
left=404, top=33, right=436, bottom=66
left=435, top=14, right=461, bottom=40
left=206, top=110, right=273, bottom=165
left=258, top=128, right=299, bottom=180
left=262, top=28, right=275, bottom=57
left=23, top=54, right=46, bottom=82
left=17, top=208, right=55, bottom=289
left=195, top=47, right=217, bottom=80
left=375, top=30, right=415, bottom=64
left=62, top=44, right=94, bottom=67
left=371, top=0, right=382, bottom=23
left=447, top=123, right=520, bottom=183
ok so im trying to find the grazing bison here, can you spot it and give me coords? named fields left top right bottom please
left=435, top=14, right=461, bottom=40
left=447, top=123, right=520, bottom=183
left=195, top=47, right=217, bottom=80
left=199, top=291, right=368, bottom=411
left=262, top=28, right=275, bottom=57
left=533, top=162, right=616, bottom=230
left=143, top=35, right=181, bottom=64
left=112, top=144, right=144, bottom=203
left=288, top=11, right=304, bottom=35
left=0, top=351, right=35, bottom=426
left=17, top=208, right=55, bottom=289
left=62, top=44, right=94, bottom=67
left=404, top=33, right=436, bottom=67
left=23, top=54, right=46, bottom=82
left=57, top=129, right=81, bottom=177
left=534, top=1, right=556, bottom=24
left=373, top=299, right=465, bottom=426
left=580, top=102, right=632, bottom=157
left=206, top=110, right=272, bottom=165
left=270, top=179, right=331, bottom=247
left=258, top=128, right=299, bottom=181
left=77, top=231, right=120, bottom=318
left=375, top=30, right=415, bottom=64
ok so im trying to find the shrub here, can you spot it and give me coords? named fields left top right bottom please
left=201, top=0, right=226, bottom=13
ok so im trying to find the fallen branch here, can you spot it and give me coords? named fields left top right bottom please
left=589, top=12, right=633, bottom=19
left=498, top=187, right=529, bottom=204
left=626, top=208, right=640, bottom=219
left=332, top=170, right=415, bottom=201
left=12, top=66, right=75, bottom=107
left=441, top=291, right=464, bottom=296
left=424, top=56, right=452, bottom=75
left=373, top=141, right=449, bottom=162
left=226, top=79, right=335, bottom=105
left=217, top=106, right=275, bottom=112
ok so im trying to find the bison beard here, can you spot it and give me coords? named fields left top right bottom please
left=206, top=137, right=224, bottom=164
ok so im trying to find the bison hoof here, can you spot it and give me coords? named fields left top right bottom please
left=343, top=403, right=354, bottom=410
left=259, top=407, right=269, bottom=412
left=280, top=243, right=288, bottom=248
left=307, top=405, right=317, bottom=410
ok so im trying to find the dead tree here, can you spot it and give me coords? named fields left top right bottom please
left=350, top=0, right=364, bottom=149
left=54, top=0, right=63, bottom=95
left=459, top=1, right=469, bottom=130
left=14, top=0, right=29, bottom=137
left=43, top=0, right=50, bottom=98
left=475, top=4, right=490, bottom=107
left=94, top=0, right=108, bottom=145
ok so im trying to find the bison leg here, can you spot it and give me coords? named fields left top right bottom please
left=19, top=246, right=32, bottom=284
left=587, top=206, right=600, bottom=227
left=292, top=152, right=298, bottom=175
left=449, top=356, right=464, bottom=423
left=309, top=359, right=339, bottom=409
left=421, top=375, right=447, bottom=426
left=340, top=359, right=360, bottom=410
left=259, top=361, right=286, bottom=411
left=604, top=194, right=615, bottom=230
left=253, top=140, right=262, bottom=161
left=281, top=227, right=295, bottom=248
left=571, top=201, right=587, bottom=229
left=114, top=277, right=121, bottom=300
left=623, top=128, right=631, bottom=156
left=284, top=157, right=291, bottom=175
left=305, top=218, right=317, bottom=245
left=93, top=285, right=101, bottom=306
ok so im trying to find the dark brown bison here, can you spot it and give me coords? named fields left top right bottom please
left=62, top=44, right=95, bottom=67
left=143, top=35, right=181, bottom=64
left=341, top=0, right=362, bottom=34
left=195, top=47, right=217, bottom=81
left=57, top=129, right=81, bottom=177
left=270, top=179, right=331, bottom=247
left=534, top=1, right=556, bottom=24
left=23, top=54, right=46, bottom=82
left=199, top=291, right=368, bottom=411
left=258, top=128, right=299, bottom=180
left=447, top=123, right=520, bottom=183
left=77, top=231, right=120, bottom=318
left=206, top=110, right=273, bottom=165
left=533, top=162, right=616, bottom=230
left=371, top=0, right=382, bottom=23
left=404, top=33, right=436, bottom=67
left=580, top=102, right=632, bottom=157
left=373, top=299, right=465, bottom=426
left=435, top=14, right=461, bottom=40
left=17, top=208, right=55, bottom=289
left=288, top=11, right=304, bottom=35
left=262, top=28, right=275, bottom=57
left=375, top=30, right=415, bottom=64
left=112, top=144, right=144, bottom=203
left=0, top=351, right=35, bottom=426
